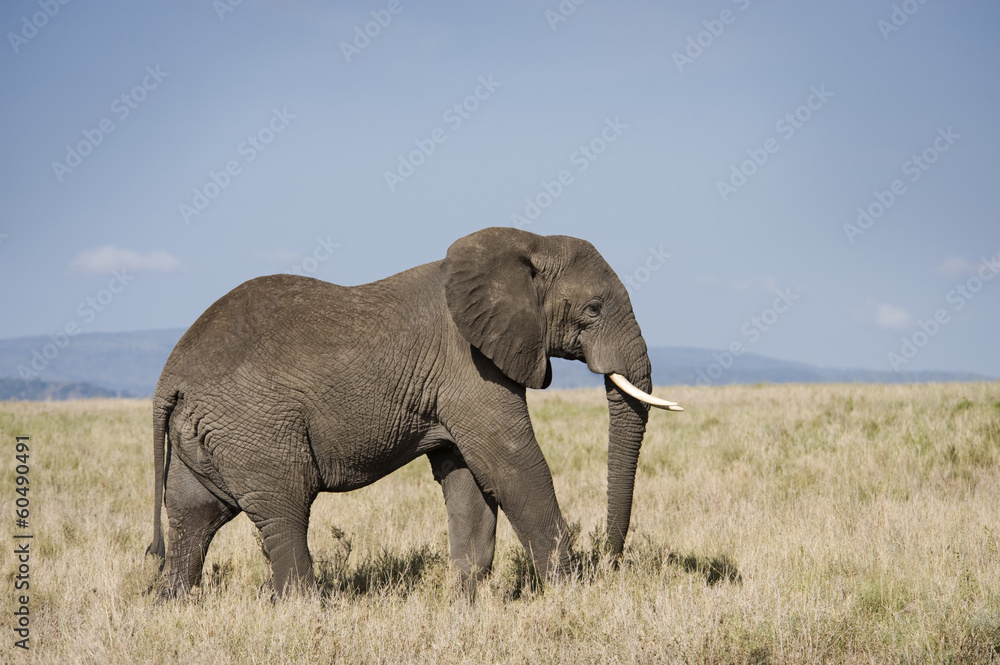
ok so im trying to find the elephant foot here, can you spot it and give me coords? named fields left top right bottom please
left=152, top=578, right=201, bottom=602
left=455, top=565, right=492, bottom=602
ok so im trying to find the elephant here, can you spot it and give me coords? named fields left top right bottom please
left=146, top=226, right=681, bottom=597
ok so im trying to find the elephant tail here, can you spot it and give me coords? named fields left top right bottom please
left=146, top=389, right=178, bottom=563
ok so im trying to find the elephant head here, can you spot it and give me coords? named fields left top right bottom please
left=443, top=227, right=681, bottom=559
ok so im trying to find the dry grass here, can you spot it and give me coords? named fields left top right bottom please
left=2, top=383, right=999, bottom=663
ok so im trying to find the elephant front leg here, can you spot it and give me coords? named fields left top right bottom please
left=488, top=442, right=574, bottom=582
left=428, top=446, right=498, bottom=596
left=447, top=420, right=574, bottom=583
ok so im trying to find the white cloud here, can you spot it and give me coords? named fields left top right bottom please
left=69, top=245, right=181, bottom=274
left=937, top=256, right=975, bottom=277
left=875, top=302, right=912, bottom=330
left=253, top=249, right=301, bottom=266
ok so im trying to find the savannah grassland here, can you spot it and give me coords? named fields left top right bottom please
left=1, top=383, right=999, bottom=664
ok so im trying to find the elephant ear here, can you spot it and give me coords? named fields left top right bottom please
left=443, top=227, right=552, bottom=389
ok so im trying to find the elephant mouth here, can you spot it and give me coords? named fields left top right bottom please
left=607, top=373, right=684, bottom=412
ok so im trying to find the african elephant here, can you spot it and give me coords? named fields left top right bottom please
left=147, top=227, right=681, bottom=596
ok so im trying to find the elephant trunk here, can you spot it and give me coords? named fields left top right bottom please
left=603, top=333, right=652, bottom=558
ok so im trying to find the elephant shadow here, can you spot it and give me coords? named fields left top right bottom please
left=312, top=527, right=744, bottom=600
left=306, top=528, right=443, bottom=598
left=315, top=546, right=442, bottom=597
left=503, top=525, right=742, bottom=598
left=664, top=551, right=742, bottom=586
left=618, top=531, right=741, bottom=586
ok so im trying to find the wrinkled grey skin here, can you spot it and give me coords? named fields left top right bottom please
left=147, top=227, right=653, bottom=596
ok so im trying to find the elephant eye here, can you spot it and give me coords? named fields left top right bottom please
left=584, top=302, right=602, bottom=318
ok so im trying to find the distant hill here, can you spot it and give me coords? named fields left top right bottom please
left=0, top=377, right=131, bottom=401
left=0, top=330, right=993, bottom=401
left=0, top=329, right=183, bottom=397
left=549, top=348, right=993, bottom=389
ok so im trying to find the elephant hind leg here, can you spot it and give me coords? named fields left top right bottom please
left=429, top=446, right=498, bottom=596
left=163, top=449, right=238, bottom=597
left=241, top=493, right=316, bottom=596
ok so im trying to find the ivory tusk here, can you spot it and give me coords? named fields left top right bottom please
left=608, top=373, right=684, bottom=411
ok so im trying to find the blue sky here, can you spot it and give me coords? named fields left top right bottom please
left=1, top=0, right=998, bottom=379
